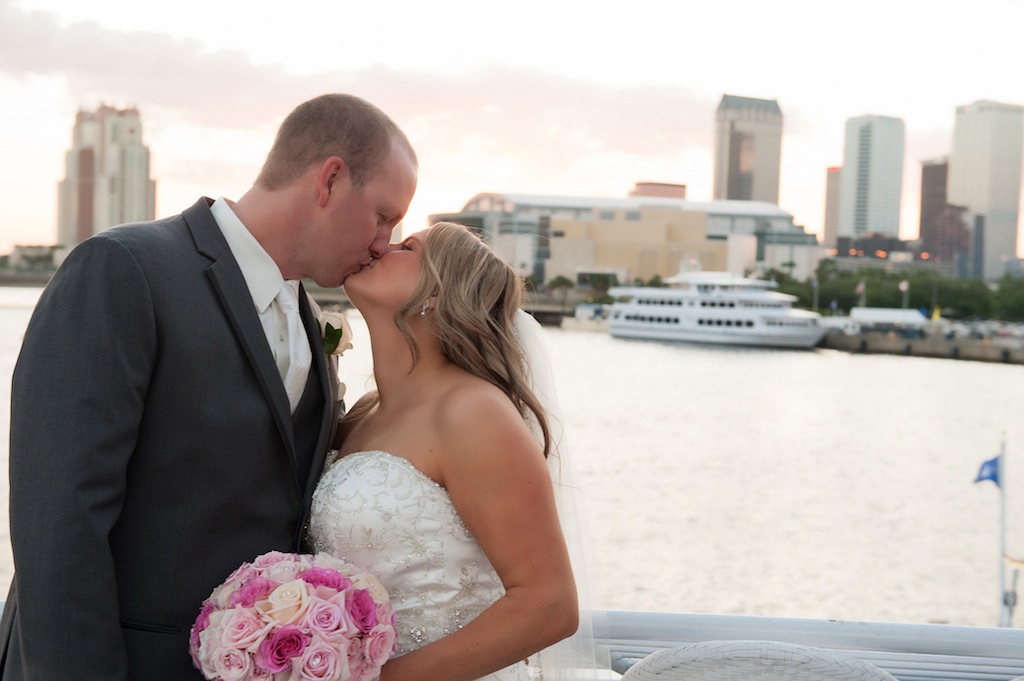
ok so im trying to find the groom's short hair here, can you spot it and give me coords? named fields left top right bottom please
left=256, top=93, right=416, bottom=191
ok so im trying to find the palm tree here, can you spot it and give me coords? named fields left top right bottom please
left=546, top=275, right=575, bottom=312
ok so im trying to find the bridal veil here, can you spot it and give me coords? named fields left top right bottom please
left=515, top=310, right=607, bottom=680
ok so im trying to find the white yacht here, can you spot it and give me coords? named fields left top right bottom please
left=607, top=270, right=828, bottom=349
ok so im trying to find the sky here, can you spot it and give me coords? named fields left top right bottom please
left=1, top=0, right=1023, bottom=257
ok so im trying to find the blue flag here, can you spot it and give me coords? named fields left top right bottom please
left=975, top=455, right=1001, bottom=488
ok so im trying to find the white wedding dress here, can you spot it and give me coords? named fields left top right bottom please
left=307, top=450, right=530, bottom=681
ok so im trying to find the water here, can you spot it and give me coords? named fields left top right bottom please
left=2, top=286, right=1022, bottom=627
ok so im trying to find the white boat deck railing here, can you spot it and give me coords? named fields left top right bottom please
left=596, top=610, right=1024, bottom=681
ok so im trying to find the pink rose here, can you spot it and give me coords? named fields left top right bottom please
left=229, top=577, right=276, bottom=608
left=363, top=623, right=397, bottom=667
left=346, top=590, right=378, bottom=634
left=190, top=601, right=216, bottom=665
left=220, top=608, right=272, bottom=651
left=255, top=625, right=311, bottom=674
left=301, top=598, right=352, bottom=640
left=224, top=563, right=259, bottom=585
left=297, top=639, right=347, bottom=681
left=212, top=646, right=252, bottom=681
left=300, top=567, right=351, bottom=592
left=346, top=642, right=373, bottom=681
left=252, top=551, right=292, bottom=569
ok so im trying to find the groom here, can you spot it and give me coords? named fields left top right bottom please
left=0, top=94, right=417, bottom=680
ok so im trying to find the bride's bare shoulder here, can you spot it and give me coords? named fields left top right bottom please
left=435, top=378, right=539, bottom=455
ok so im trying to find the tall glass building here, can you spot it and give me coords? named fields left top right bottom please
left=837, top=115, right=905, bottom=240
left=947, top=100, right=1023, bottom=280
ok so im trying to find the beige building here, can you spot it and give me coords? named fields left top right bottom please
left=546, top=205, right=726, bottom=284
left=430, top=191, right=820, bottom=285
left=57, top=105, right=156, bottom=250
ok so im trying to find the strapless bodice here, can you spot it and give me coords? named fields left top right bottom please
left=307, top=450, right=527, bottom=680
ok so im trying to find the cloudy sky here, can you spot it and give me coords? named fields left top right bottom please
left=1, top=0, right=1023, bottom=255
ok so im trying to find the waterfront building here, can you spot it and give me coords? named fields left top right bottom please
left=429, top=190, right=821, bottom=284
left=628, top=182, right=687, bottom=199
left=837, top=115, right=905, bottom=241
left=712, top=95, right=783, bottom=204
left=822, top=166, right=841, bottom=249
left=919, top=158, right=948, bottom=253
left=947, top=100, right=1024, bottom=280
left=57, top=105, right=156, bottom=250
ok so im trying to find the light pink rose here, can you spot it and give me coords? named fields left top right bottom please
left=346, top=642, right=373, bottom=681
left=198, top=610, right=229, bottom=670
left=374, top=604, right=394, bottom=629
left=346, top=590, right=378, bottom=634
left=255, top=625, right=310, bottom=674
left=300, top=598, right=352, bottom=640
left=220, top=607, right=273, bottom=651
left=255, top=552, right=309, bottom=583
left=252, top=551, right=292, bottom=569
left=212, top=646, right=252, bottom=681
left=225, top=563, right=260, bottom=585
left=297, top=639, right=347, bottom=681
left=362, top=623, right=397, bottom=667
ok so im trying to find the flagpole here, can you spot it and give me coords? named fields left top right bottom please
left=999, top=436, right=1010, bottom=627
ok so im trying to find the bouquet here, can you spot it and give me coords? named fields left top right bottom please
left=190, top=551, right=397, bottom=681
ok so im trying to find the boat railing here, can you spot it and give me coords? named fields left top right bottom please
left=595, top=609, right=1024, bottom=680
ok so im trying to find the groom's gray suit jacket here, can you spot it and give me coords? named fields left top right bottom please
left=0, top=198, right=340, bottom=680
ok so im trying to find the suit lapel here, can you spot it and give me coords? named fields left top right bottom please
left=183, top=199, right=301, bottom=490
left=297, top=284, right=337, bottom=495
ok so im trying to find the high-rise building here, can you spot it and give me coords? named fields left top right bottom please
left=713, top=95, right=783, bottom=204
left=57, top=105, right=156, bottom=249
left=822, top=166, right=841, bottom=249
left=918, top=157, right=969, bottom=267
left=837, top=115, right=905, bottom=240
left=919, top=158, right=948, bottom=243
left=947, top=100, right=1024, bottom=280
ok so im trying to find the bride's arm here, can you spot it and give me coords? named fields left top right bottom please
left=379, top=385, right=579, bottom=681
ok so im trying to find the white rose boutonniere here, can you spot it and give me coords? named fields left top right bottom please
left=318, top=309, right=354, bottom=357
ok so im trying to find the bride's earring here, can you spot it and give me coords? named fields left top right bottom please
left=420, top=301, right=429, bottom=317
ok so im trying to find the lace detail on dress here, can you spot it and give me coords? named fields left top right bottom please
left=308, top=451, right=527, bottom=680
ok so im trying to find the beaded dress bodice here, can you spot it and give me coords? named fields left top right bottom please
left=308, top=450, right=528, bottom=681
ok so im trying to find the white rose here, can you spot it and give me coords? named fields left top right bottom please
left=319, top=310, right=354, bottom=357
left=255, top=579, right=311, bottom=625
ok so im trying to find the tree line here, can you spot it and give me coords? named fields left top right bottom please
left=766, top=261, right=1024, bottom=321
left=533, top=263, right=1024, bottom=321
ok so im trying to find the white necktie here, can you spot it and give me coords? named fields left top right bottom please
left=277, top=280, right=313, bottom=412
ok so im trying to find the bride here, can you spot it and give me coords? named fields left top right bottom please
left=308, top=222, right=580, bottom=681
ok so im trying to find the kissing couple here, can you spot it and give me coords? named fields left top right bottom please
left=1, top=93, right=592, bottom=681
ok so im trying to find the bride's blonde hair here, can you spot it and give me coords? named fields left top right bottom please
left=395, top=222, right=552, bottom=457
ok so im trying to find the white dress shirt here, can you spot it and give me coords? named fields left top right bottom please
left=209, top=197, right=290, bottom=380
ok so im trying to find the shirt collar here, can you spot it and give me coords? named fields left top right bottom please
left=210, top=197, right=284, bottom=313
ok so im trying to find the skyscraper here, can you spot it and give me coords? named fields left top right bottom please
left=919, top=157, right=948, bottom=245
left=918, top=157, right=969, bottom=267
left=713, top=95, right=783, bottom=204
left=57, top=105, right=156, bottom=249
left=822, top=166, right=841, bottom=249
left=837, top=115, right=905, bottom=240
left=947, top=100, right=1024, bottom=280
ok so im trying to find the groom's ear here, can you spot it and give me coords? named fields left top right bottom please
left=317, top=156, right=349, bottom=207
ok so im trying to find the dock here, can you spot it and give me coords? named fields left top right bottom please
left=820, top=331, right=1024, bottom=365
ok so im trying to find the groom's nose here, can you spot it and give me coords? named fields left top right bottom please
left=369, top=227, right=395, bottom=259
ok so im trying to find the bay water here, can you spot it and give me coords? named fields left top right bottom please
left=2, top=285, right=1022, bottom=627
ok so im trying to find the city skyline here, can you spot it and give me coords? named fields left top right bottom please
left=2, top=0, right=1024, bottom=258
